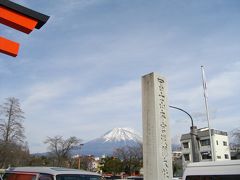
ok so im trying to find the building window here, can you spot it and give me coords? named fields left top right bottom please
left=224, top=154, right=229, bottom=159
left=223, top=141, right=227, bottom=146
left=217, top=156, right=221, bottom=159
left=184, top=154, right=190, bottom=161
left=200, top=139, right=210, bottom=146
left=216, top=140, right=218, bottom=145
left=182, top=142, right=189, bottom=148
left=201, top=151, right=212, bottom=160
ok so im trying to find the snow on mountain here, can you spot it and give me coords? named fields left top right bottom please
left=34, top=127, right=180, bottom=157
left=72, top=127, right=142, bottom=156
left=101, top=128, right=142, bottom=142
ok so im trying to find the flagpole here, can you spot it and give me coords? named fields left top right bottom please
left=201, top=66, right=215, bottom=161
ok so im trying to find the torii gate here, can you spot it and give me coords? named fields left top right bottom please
left=0, top=0, right=49, bottom=57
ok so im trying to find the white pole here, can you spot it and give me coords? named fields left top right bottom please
left=201, top=66, right=215, bottom=161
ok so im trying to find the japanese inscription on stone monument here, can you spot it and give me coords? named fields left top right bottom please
left=142, top=72, right=172, bottom=180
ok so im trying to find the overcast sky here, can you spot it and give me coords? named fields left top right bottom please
left=1, top=0, right=240, bottom=153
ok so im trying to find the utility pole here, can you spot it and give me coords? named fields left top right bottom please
left=78, top=144, right=84, bottom=169
left=201, top=66, right=215, bottom=161
left=169, top=106, right=200, bottom=162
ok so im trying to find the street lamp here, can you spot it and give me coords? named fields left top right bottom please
left=169, top=105, right=200, bottom=162
left=78, top=144, right=84, bottom=169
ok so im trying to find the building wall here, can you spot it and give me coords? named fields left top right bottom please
left=198, top=136, right=212, bottom=162
left=180, top=129, right=231, bottom=166
left=213, top=134, right=231, bottom=161
left=181, top=140, right=192, bottom=168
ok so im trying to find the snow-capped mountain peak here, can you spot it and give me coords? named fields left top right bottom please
left=101, top=127, right=142, bottom=142
left=71, top=127, right=143, bottom=156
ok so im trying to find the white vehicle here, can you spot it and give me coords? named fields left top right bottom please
left=182, top=160, right=240, bottom=180
left=2, top=167, right=102, bottom=180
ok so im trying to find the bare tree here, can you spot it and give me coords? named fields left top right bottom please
left=0, top=97, right=26, bottom=168
left=230, top=128, right=240, bottom=150
left=0, top=97, right=25, bottom=143
left=80, top=155, right=95, bottom=171
left=44, top=136, right=80, bottom=167
left=113, top=143, right=143, bottom=175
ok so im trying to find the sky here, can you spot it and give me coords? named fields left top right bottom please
left=1, top=0, right=240, bottom=153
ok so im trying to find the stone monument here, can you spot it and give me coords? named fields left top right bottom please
left=142, top=72, right=173, bottom=180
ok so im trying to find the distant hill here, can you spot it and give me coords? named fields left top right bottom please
left=32, top=127, right=181, bottom=157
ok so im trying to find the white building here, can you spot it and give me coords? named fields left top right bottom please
left=172, top=151, right=182, bottom=161
left=180, top=128, right=231, bottom=166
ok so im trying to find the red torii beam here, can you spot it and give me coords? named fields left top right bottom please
left=0, top=0, right=49, bottom=57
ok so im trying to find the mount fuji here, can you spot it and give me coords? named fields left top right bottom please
left=73, top=128, right=142, bottom=156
